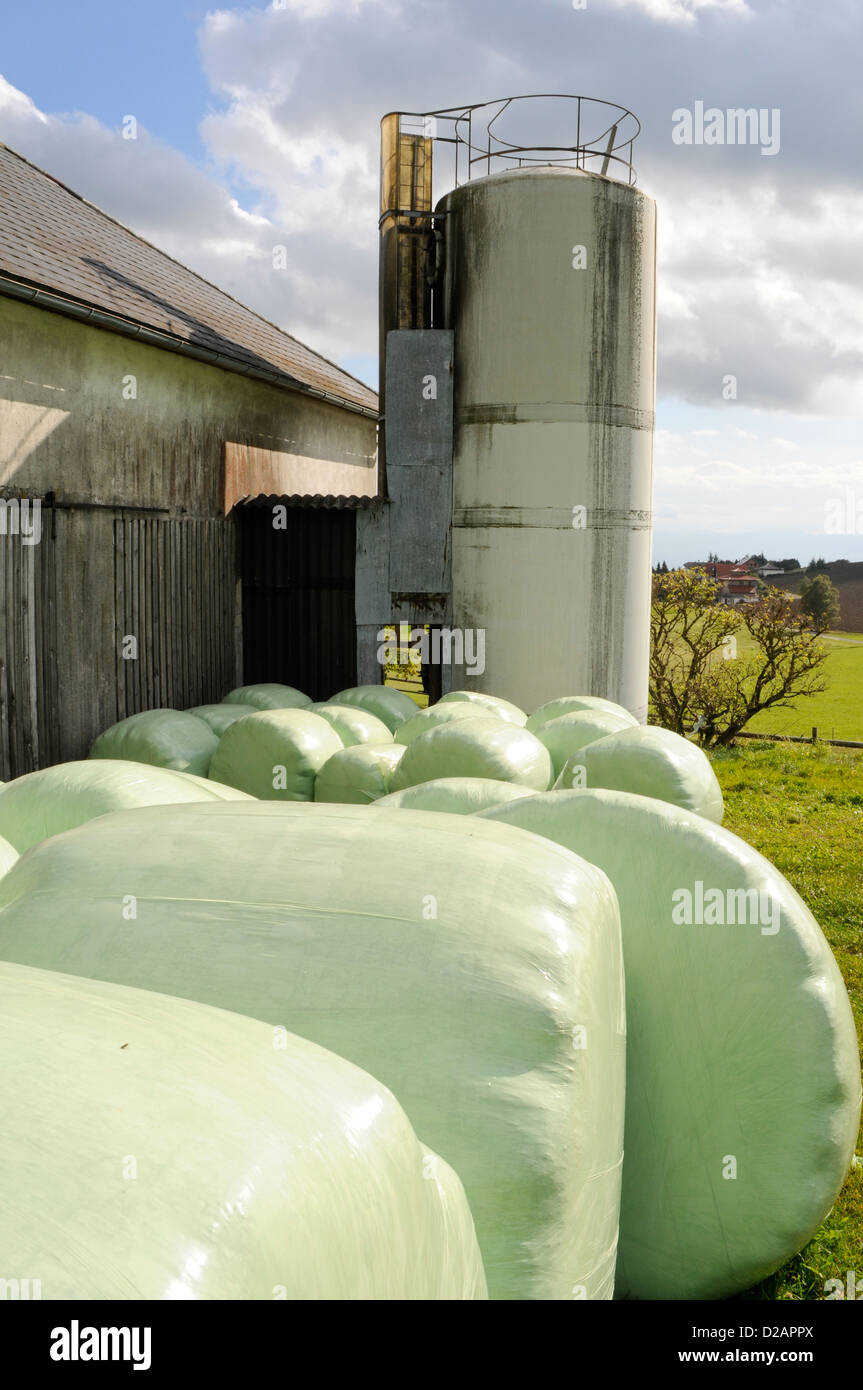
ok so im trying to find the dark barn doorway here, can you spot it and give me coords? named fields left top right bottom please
left=238, top=502, right=357, bottom=702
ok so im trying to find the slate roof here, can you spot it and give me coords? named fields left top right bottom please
left=0, top=142, right=378, bottom=416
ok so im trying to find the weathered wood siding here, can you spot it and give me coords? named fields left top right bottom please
left=0, top=530, right=39, bottom=778
left=114, top=515, right=239, bottom=720
left=0, top=296, right=377, bottom=777
left=0, top=510, right=238, bottom=780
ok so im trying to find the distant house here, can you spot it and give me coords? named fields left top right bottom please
left=719, top=576, right=761, bottom=606
left=0, top=143, right=378, bottom=778
left=684, top=559, right=756, bottom=582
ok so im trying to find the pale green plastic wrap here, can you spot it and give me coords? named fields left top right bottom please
left=0, top=802, right=626, bottom=1301
left=480, top=789, right=863, bottom=1300
left=222, top=683, right=311, bottom=711
left=308, top=702, right=393, bottom=747
left=395, top=702, right=491, bottom=745
left=209, top=710, right=343, bottom=800
left=328, top=684, right=419, bottom=732
left=0, top=960, right=486, bottom=1300
left=314, top=743, right=406, bottom=804
left=390, top=718, right=553, bottom=794
left=0, top=834, right=18, bottom=879
left=374, top=777, right=537, bottom=816
left=526, top=695, right=639, bottom=732
left=186, top=702, right=259, bottom=736
left=166, top=772, right=255, bottom=801
left=438, top=690, right=527, bottom=725
left=0, top=759, right=253, bottom=853
left=555, top=723, right=725, bottom=824
left=536, top=710, right=638, bottom=778
left=89, top=709, right=218, bottom=777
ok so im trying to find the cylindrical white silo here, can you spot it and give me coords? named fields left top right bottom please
left=438, top=166, right=656, bottom=721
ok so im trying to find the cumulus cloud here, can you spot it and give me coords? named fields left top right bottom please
left=1, top=0, right=862, bottom=426
left=654, top=176, right=863, bottom=415
left=0, top=70, right=377, bottom=365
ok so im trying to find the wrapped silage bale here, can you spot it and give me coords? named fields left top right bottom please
left=555, top=723, right=724, bottom=823
left=0, top=960, right=486, bottom=1300
left=535, top=709, right=639, bottom=779
left=480, top=789, right=862, bottom=1300
left=0, top=834, right=18, bottom=879
left=375, top=777, right=537, bottom=816
left=209, top=710, right=343, bottom=800
left=328, top=684, right=419, bottom=733
left=89, top=709, right=218, bottom=777
left=526, top=695, right=639, bottom=732
left=395, top=702, right=492, bottom=745
left=308, top=703, right=393, bottom=747
left=438, top=690, right=527, bottom=726
left=223, top=683, right=311, bottom=711
left=0, top=760, right=253, bottom=853
left=390, top=718, right=552, bottom=794
left=314, top=744, right=406, bottom=804
left=187, top=703, right=260, bottom=736
left=0, top=801, right=626, bottom=1301
left=168, top=772, right=255, bottom=801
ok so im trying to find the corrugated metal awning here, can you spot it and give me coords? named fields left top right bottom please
left=224, top=441, right=378, bottom=514
left=236, top=493, right=377, bottom=510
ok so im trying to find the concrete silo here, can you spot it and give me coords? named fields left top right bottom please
left=439, top=161, right=656, bottom=719
left=361, top=97, right=656, bottom=721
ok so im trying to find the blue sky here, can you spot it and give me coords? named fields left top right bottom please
left=0, top=2, right=213, bottom=162
left=1, top=0, right=861, bottom=566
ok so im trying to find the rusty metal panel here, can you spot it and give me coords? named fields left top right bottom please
left=379, top=117, right=434, bottom=487
left=379, top=120, right=434, bottom=335
left=224, top=441, right=378, bottom=515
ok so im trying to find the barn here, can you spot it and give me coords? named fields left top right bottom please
left=0, top=143, right=378, bottom=779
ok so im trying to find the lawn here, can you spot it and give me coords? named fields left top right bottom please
left=732, top=630, right=863, bottom=742
left=710, top=739, right=863, bottom=1299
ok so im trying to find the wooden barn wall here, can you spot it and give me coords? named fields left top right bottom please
left=0, top=532, right=39, bottom=778
left=0, top=510, right=239, bottom=780
left=0, top=300, right=377, bottom=778
left=114, top=516, right=238, bottom=718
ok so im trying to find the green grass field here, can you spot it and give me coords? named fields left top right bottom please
left=733, top=630, right=863, bottom=742
left=710, top=740, right=863, bottom=1299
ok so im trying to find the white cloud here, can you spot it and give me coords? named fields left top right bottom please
left=654, top=431, right=863, bottom=540
left=0, top=72, right=375, bottom=364
left=2, top=0, right=862, bottom=427
left=656, top=177, right=863, bottom=415
left=0, top=75, right=47, bottom=125
left=610, top=0, right=750, bottom=24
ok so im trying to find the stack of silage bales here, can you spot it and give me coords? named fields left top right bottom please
left=0, top=679, right=856, bottom=1302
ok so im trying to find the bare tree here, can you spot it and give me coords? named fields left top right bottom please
left=650, top=570, right=828, bottom=747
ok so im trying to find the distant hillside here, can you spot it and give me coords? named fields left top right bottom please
left=766, top=560, right=863, bottom=632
